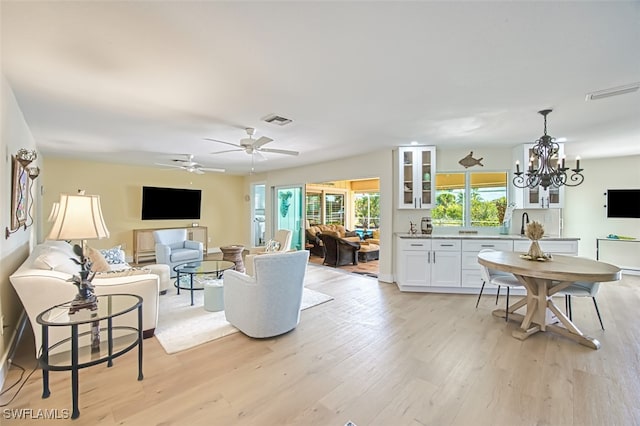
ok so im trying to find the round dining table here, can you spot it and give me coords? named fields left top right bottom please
left=477, top=251, right=621, bottom=349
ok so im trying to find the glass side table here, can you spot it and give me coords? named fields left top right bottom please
left=36, top=294, right=143, bottom=419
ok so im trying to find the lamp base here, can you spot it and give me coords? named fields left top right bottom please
left=68, top=293, right=98, bottom=314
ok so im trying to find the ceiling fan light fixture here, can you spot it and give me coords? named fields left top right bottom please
left=585, top=82, right=640, bottom=101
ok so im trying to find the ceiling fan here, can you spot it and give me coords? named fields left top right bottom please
left=154, top=154, right=225, bottom=174
left=205, top=128, right=299, bottom=160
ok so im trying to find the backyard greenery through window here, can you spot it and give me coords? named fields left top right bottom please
left=305, top=193, right=321, bottom=226
left=353, top=192, right=380, bottom=229
left=325, top=194, right=345, bottom=225
left=432, top=171, right=508, bottom=228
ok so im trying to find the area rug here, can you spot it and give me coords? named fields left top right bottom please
left=155, top=287, right=333, bottom=354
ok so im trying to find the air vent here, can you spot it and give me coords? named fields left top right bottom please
left=585, top=82, right=640, bottom=101
left=262, top=114, right=293, bottom=126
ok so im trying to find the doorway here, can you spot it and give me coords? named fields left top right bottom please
left=251, top=183, right=266, bottom=247
left=305, top=178, right=380, bottom=277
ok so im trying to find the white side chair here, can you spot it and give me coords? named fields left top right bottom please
left=558, top=281, right=604, bottom=330
left=223, top=250, right=310, bottom=338
left=245, top=229, right=294, bottom=276
left=248, top=229, right=293, bottom=254
left=476, top=248, right=523, bottom=321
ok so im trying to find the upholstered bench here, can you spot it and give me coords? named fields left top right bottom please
left=358, top=243, right=380, bottom=262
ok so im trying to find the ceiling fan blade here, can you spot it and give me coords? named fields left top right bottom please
left=210, top=148, right=243, bottom=155
left=154, top=163, right=184, bottom=169
left=193, top=168, right=205, bottom=175
left=258, top=148, right=299, bottom=156
left=204, top=138, right=242, bottom=148
left=200, top=167, right=226, bottom=173
left=252, top=136, right=273, bottom=149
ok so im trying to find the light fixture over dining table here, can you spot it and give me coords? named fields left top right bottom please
left=513, top=109, right=584, bottom=190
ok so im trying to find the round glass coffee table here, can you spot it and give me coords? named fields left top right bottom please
left=173, top=260, right=235, bottom=305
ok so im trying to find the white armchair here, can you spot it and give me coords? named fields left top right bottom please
left=153, top=229, right=203, bottom=277
left=245, top=229, right=293, bottom=276
left=223, top=250, right=310, bottom=338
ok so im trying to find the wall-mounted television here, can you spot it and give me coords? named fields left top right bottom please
left=606, top=189, right=640, bottom=218
left=141, top=186, right=202, bottom=220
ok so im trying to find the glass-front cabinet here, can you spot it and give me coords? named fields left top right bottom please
left=398, top=146, right=436, bottom=209
left=513, top=143, right=564, bottom=208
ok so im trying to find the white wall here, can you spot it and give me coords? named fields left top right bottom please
left=245, top=149, right=394, bottom=282
left=563, top=155, right=640, bottom=268
left=1, top=75, right=40, bottom=380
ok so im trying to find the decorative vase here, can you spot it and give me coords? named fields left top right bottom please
left=499, top=220, right=510, bottom=235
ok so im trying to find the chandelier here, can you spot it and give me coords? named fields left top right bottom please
left=513, top=109, right=584, bottom=190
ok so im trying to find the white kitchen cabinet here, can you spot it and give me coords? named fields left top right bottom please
left=395, top=235, right=579, bottom=293
left=430, top=240, right=461, bottom=287
left=398, top=146, right=436, bottom=209
left=397, top=238, right=431, bottom=287
left=461, top=239, right=514, bottom=289
left=513, top=239, right=578, bottom=256
left=396, top=237, right=460, bottom=289
left=512, top=143, right=565, bottom=208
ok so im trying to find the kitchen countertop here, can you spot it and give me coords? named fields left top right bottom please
left=396, top=233, right=579, bottom=241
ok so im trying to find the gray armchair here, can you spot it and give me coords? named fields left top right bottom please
left=153, top=229, right=203, bottom=277
left=223, top=250, right=310, bottom=338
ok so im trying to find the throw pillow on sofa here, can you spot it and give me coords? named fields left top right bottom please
left=86, top=247, right=110, bottom=272
left=33, top=250, right=79, bottom=275
left=100, top=245, right=126, bottom=264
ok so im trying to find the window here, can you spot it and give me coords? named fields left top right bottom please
left=305, top=192, right=321, bottom=226
left=325, top=194, right=345, bottom=225
left=353, top=192, right=380, bottom=229
left=433, top=171, right=508, bottom=228
left=305, top=188, right=346, bottom=226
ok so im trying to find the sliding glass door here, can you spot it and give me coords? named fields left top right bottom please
left=273, top=185, right=303, bottom=250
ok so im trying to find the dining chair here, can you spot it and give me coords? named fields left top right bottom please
left=557, top=281, right=605, bottom=330
left=476, top=248, right=523, bottom=321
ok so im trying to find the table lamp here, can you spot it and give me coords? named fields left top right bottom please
left=47, top=191, right=110, bottom=311
left=46, top=202, right=60, bottom=223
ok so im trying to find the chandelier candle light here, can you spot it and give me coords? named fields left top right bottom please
left=513, top=109, right=584, bottom=190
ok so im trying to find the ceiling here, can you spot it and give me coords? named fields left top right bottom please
left=2, top=1, right=639, bottom=175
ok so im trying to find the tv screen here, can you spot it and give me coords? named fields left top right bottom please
left=607, top=189, right=640, bottom=218
left=141, top=186, right=202, bottom=220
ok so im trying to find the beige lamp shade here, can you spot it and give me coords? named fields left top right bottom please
left=46, top=202, right=60, bottom=223
left=47, top=193, right=110, bottom=240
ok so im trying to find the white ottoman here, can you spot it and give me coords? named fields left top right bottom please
left=145, top=264, right=171, bottom=294
left=204, top=279, right=224, bottom=312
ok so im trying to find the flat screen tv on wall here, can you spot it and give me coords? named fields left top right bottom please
left=606, top=189, right=640, bottom=218
left=141, top=186, right=202, bottom=220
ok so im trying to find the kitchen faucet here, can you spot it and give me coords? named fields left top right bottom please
left=520, top=212, right=530, bottom=235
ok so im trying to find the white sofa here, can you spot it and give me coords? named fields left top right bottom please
left=10, top=240, right=169, bottom=357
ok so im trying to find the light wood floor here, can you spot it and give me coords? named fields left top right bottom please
left=3, top=268, right=640, bottom=425
left=307, top=253, right=379, bottom=276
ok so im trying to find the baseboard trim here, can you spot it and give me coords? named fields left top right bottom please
left=378, top=273, right=393, bottom=283
left=0, top=312, right=27, bottom=391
